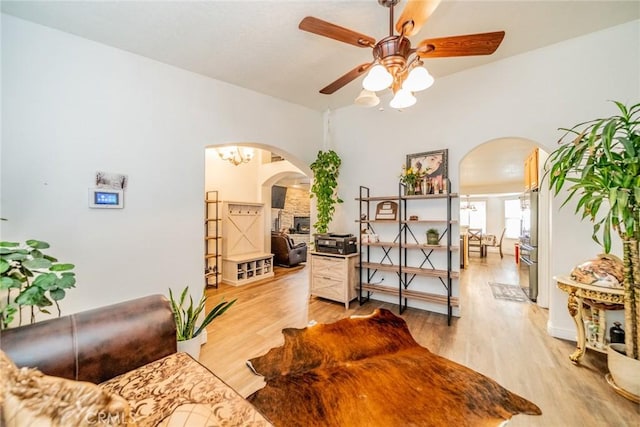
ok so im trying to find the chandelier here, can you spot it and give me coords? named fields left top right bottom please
left=461, top=195, right=477, bottom=211
left=216, top=146, right=254, bottom=166
left=355, top=32, right=434, bottom=109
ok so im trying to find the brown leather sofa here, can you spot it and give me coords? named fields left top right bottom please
left=1, top=295, right=272, bottom=426
left=1, top=294, right=176, bottom=383
left=271, top=232, right=307, bottom=267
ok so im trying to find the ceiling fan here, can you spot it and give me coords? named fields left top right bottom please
left=299, top=0, right=505, bottom=108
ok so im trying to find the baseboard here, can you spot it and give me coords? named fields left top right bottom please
left=547, top=319, right=576, bottom=342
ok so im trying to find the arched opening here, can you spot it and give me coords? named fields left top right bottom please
left=204, top=143, right=312, bottom=287
left=458, top=137, right=550, bottom=308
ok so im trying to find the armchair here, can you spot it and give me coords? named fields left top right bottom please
left=271, top=232, right=308, bottom=267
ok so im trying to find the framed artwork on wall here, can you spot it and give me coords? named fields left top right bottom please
left=406, top=149, right=448, bottom=192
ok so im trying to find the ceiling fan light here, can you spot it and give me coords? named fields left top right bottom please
left=390, top=89, right=416, bottom=109
left=354, top=89, right=380, bottom=107
left=362, top=65, right=393, bottom=92
left=403, top=66, right=434, bottom=92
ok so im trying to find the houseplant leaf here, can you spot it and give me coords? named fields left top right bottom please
left=23, top=258, right=52, bottom=270
left=168, top=286, right=236, bottom=342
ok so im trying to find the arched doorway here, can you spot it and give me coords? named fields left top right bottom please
left=458, top=137, right=550, bottom=307
left=204, top=143, right=312, bottom=286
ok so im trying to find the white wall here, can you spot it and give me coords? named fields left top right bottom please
left=331, top=21, right=639, bottom=337
left=1, top=14, right=322, bottom=316
left=2, top=13, right=638, bottom=338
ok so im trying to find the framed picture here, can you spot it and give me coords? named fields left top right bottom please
left=406, top=149, right=448, bottom=192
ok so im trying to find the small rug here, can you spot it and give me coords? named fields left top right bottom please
left=246, top=308, right=541, bottom=426
left=489, top=282, right=528, bottom=302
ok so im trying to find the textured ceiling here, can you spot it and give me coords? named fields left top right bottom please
left=2, top=0, right=638, bottom=112
left=2, top=1, right=637, bottom=194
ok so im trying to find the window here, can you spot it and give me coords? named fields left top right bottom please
left=504, top=199, right=522, bottom=238
left=460, top=201, right=486, bottom=232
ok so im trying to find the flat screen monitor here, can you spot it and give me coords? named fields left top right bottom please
left=271, top=185, right=287, bottom=209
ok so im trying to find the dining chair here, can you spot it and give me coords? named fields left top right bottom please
left=485, top=227, right=507, bottom=258
left=467, top=228, right=483, bottom=257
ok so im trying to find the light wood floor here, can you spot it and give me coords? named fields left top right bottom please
left=201, top=256, right=638, bottom=426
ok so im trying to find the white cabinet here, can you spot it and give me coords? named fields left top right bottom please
left=309, top=252, right=358, bottom=309
left=221, top=201, right=273, bottom=286
left=222, top=252, right=273, bottom=286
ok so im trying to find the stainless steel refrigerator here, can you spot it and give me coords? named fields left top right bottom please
left=519, top=189, right=538, bottom=302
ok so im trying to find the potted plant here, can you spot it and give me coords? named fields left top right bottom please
left=310, top=150, right=343, bottom=234
left=168, top=286, right=236, bottom=359
left=0, top=239, right=76, bottom=329
left=400, top=165, right=422, bottom=195
left=545, top=100, right=639, bottom=399
left=426, top=228, right=440, bottom=245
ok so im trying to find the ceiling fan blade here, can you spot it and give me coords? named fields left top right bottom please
left=299, top=16, right=375, bottom=48
left=395, top=0, right=442, bottom=37
left=417, top=31, right=505, bottom=58
left=320, top=63, right=374, bottom=94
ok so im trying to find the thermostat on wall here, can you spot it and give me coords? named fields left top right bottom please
left=89, top=188, right=124, bottom=209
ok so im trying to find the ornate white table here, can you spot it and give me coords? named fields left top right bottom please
left=555, top=276, right=625, bottom=363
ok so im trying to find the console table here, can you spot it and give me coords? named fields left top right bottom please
left=555, top=276, right=625, bottom=363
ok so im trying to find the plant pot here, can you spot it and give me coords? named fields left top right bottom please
left=426, top=233, right=439, bottom=245
left=177, top=336, right=202, bottom=360
left=607, top=343, right=640, bottom=403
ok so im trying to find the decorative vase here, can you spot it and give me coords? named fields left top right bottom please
left=177, top=336, right=202, bottom=360
left=405, top=183, right=415, bottom=195
left=423, top=177, right=432, bottom=194
left=414, top=179, right=422, bottom=195
left=607, top=343, right=640, bottom=403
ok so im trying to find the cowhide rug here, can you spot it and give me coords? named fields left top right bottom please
left=247, top=308, right=541, bottom=427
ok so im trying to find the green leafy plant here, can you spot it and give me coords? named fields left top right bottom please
left=400, top=165, right=422, bottom=187
left=168, top=286, right=236, bottom=341
left=310, top=150, right=343, bottom=234
left=545, top=100, right=639, bottom=360
left=0, top=240, right=76, bottom=329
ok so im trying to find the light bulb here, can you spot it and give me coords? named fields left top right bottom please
left=241, top=147, right=255, bottom=160
left=403, top=66, right=434, bottom=92
left=362, top=65, right=393, bottom=92
left=390, top=89, right=417, bottom=109
left=354, top=89, right=380, bottom=107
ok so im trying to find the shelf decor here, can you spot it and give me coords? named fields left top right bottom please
left=406, top=149, right=448, bottom=194
left=399, top=165, right=421, bottom=195
left=375, top=201, right=398, bottom=220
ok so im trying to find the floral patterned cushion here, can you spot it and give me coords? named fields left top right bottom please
left=99, top=352, right=272, bottom=427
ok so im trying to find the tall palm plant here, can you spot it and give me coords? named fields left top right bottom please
left=545, top=101, right=639, bottom=360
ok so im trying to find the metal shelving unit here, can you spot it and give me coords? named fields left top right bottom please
left=205, top=190, right=221, bottom=288
left=357, top=183, right=459, bottom=325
